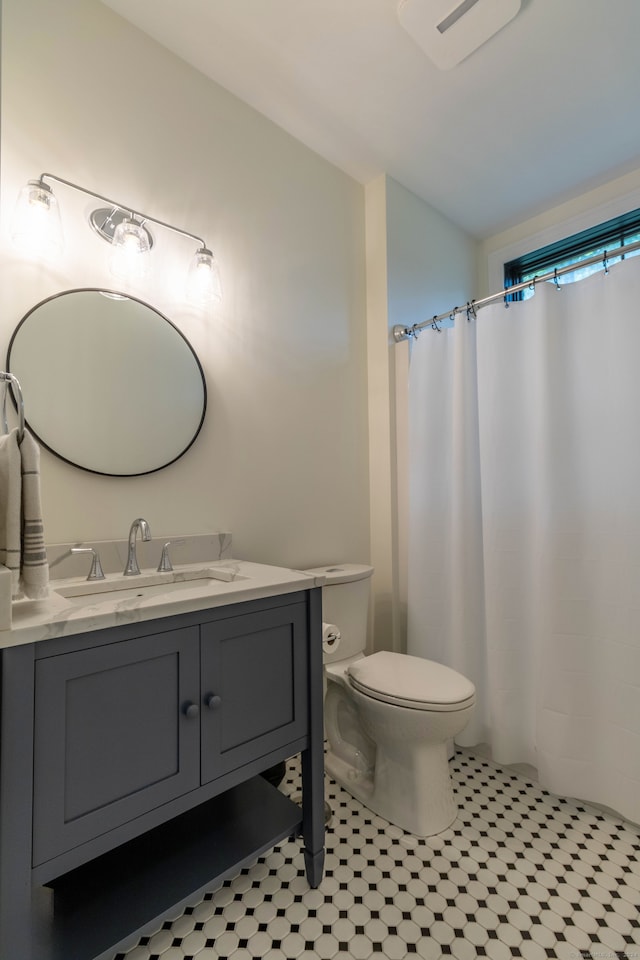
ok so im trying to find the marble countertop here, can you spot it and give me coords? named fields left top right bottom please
left=2, top=560, right=325, bottom=649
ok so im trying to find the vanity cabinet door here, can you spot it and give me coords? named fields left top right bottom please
left=32, top=627, right=200, bottom=866
left=200, top=601, right=308, bottom=783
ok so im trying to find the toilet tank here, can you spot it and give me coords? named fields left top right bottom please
left=305, top=563, right=373, bottom=663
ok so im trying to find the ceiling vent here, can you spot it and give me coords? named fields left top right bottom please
left=397, top=0, right=521, bottom=69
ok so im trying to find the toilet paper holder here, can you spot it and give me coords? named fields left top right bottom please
left=322, top=622, right=341, bottom=653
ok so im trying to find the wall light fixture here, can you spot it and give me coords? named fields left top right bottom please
left=11, top=173, right=222, bottom=306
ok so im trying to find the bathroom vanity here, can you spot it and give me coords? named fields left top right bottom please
left=0, top=560, right=325, bottom=960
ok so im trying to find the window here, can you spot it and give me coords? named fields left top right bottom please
left=503, top=207, right=640, bottom=301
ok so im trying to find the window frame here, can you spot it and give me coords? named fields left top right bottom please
left=503, top=207, right=640, bottom=301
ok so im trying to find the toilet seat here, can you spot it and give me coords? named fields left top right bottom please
left=348, top=651, right=475, bottom=712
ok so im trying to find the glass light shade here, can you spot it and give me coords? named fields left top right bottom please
left=11, top=180, right=64, bottom=260
left=186, top=247, right=222, bottom=306
left=108, top=217, right=152, bottom=281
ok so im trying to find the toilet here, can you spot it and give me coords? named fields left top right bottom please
left=306, top=563, right=475, bottom=837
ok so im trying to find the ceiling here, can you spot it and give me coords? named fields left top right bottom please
left=100, top=0, right=640, bottom=238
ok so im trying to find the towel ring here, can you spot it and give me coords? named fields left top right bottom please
left=0, top=372, right=25, bottom=443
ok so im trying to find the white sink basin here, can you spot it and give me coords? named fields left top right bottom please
left=55, top=565, right=246, bottom=604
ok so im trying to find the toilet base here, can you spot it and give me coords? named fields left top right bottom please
left=325, top=738, right=458, bottom=837
left=323, top=661, right=474, bottom=838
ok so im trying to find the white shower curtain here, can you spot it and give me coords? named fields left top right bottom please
left=407, top=256, right=640, bottom=825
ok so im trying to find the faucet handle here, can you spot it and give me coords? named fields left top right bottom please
left=71, top=547, right=106, bottom=581
left=157, top=539, right=186, bottom=573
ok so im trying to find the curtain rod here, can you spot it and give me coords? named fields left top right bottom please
left=392, top=236, right=640, bottom=343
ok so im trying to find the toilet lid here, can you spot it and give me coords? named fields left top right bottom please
left=348, top=651, right=476, bottom=712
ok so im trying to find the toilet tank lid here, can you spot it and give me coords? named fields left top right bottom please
left=304, top=563, right=374, bottom=584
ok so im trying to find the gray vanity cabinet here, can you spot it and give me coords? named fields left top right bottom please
left=32, top=603, right=309, bottom=866
left=0, top=588, right=325, bottom=960
left=32, top=626, right=201, bottom=866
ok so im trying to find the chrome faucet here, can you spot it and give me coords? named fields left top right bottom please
left=123, top=518, right=152, bottom=576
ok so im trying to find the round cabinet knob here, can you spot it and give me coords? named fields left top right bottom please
left=183, top=701, right=199, bottom=719
left=205, top=693, right=222, bottom=710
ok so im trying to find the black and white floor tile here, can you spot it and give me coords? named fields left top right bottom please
left=114, top=750, right=640, bottom=960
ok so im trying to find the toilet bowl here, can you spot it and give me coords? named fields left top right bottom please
left=306, top=564, right=476, bottom=837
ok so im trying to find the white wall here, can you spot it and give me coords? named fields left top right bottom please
left=386, top=178, right=478, bottom=331
left=366, top=176, right=476, bottom=651
left=0, top=0, right=370, bottom=570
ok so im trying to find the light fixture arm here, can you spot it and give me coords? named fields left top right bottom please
left=37, top=172, right=208, bottom=249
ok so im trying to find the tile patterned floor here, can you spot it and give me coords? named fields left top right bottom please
left=114, top=750, right=640, bottom=960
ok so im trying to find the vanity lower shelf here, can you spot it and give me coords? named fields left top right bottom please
left=35, top=776, right=301, bottom=960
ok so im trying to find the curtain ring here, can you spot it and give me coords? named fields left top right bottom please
left=554, top=268, right=561, bottom=290
left=466, top=301, right=477, bottom=321
left=603, top=250, right=609, bottom=275
left=431, top=316, right=441, bottom=333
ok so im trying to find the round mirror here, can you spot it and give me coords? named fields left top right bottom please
left=7, top=289, right=207, bottom=476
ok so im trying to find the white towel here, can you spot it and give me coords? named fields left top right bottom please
left=19, top=430, right=49, bottom=599
left=0, top=428, right=49, bottom=600
left=0, top=429, right=22, bottom=596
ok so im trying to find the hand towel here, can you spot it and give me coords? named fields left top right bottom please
left=17, top=429, right=49, bottom=599
left=0, top=428, right=22, bottom=596
left=0, top=428, right=49, bottom=600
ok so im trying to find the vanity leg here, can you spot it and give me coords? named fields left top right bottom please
left=301, top=588, right=325, bottom=888
left=301, top=746, right=325, bottom=887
